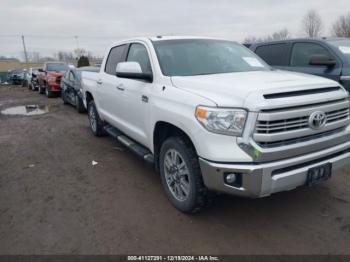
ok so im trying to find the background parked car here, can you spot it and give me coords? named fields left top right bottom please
left=8, top=69, right=26, bottom=85
left=61, top=66, right=99, bottom=113
left=249, top=38, right=350, bottom=91
left=37, top=62, right=69, bottom=98
left=23, top=67, right=41, bottom=90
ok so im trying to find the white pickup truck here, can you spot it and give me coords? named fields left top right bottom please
left=81, top=36, right=350, bottom=213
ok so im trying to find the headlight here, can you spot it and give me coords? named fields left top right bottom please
left=47, top=76, right=56, bottom=82
left=195, top=106, right=247, bottom=136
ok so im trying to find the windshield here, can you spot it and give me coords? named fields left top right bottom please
left=152, top=39, right=270, bottom=76
left=328, top=39, right=350, bottom=64
left=47, top=63, right=69, bottom=72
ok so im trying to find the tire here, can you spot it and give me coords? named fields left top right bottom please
left=75, top=94, right=86, bottom=113
left=38, top=85, right=44, bottom=94
left=62, top=90, right=68, bottom=104
left=45, top=85, right=55, bottom=98
left=159, top=136, right=212, bottom=213
left=87, top=100, right=105, bottom=136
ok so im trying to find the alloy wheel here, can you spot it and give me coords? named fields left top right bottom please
left=163, top=149, right=191, bottom=202
left=89, top=106, right=97, bottom=132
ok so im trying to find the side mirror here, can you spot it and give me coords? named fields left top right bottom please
left=309, top=55, right=337, bottom=67
left=116, top=62, right=153, bottom=82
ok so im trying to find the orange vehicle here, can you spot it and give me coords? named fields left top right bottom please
left=37, top=62, right=69, bottom=98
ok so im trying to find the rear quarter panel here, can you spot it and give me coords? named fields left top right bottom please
left=81, top=71, right=100, bottom=109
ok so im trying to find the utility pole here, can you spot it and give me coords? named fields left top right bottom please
left=74, top=35, right=79, bottom=49
left=21, top=35, right=29, bottom=66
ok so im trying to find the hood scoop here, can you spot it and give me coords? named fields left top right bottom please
left=263, top=86, right=341, bottom=99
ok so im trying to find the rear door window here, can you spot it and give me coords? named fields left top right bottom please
left=255, top=43, right=290, bottom=66
left=290, top=42, right=333, bottom=67
left=105, top=45, right=127, bottom=75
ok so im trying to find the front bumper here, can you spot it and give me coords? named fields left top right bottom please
left=47, top=81, right=61, bottom=91
left=199, top=140, right=350, bottom=198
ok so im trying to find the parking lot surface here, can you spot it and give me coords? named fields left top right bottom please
left=0, top=86, right=350, bottom=255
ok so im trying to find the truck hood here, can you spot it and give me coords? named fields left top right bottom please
left=47, top=71, right=64, bottom=77
left=171, top=70, right=342, bottom=108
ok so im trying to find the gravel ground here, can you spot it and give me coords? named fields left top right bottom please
left=0, top=85, right=350, bottom=255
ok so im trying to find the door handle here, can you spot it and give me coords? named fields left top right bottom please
left=96, top=79, right=103, bottom=85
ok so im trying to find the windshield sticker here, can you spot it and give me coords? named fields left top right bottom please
left=339, top=46, right=350, bottom=54
left=243, top=57, right=264, bottom=67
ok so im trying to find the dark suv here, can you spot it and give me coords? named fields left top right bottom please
left=249, top=38, right=350, bottom=91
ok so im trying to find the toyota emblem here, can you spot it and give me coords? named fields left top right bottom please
left=309, top=111, right=327, bottom=130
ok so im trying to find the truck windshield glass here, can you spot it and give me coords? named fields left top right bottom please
left=328, top=39, right=350, bottom=64
left=153, top=39, right=270, bottom=76
left=47, top=63, right=68, bottom=72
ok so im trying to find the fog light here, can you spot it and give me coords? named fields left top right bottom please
left=224, top=172, right=243, bottom=187
left=225, top=173, right=237, bottom=184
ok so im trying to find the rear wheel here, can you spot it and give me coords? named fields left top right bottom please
left=159, top=136, right=212, bottom=213
left=75, top=94, right=86, bottom=113
left=62, top=90, right=68, bottom=104
left=88, top=100, right=105, bottom=136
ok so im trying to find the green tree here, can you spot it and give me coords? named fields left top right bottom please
left=77, top=56, right=90, bottom=67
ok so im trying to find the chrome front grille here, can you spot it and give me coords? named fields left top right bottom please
left=254, top=99, right=350, bottom=148
left=256, top=107, right=349, bottom=134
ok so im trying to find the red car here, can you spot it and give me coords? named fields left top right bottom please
left=38, top=62, right=69, bottom=98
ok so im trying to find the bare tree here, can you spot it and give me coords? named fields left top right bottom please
left=243, top=28, right=290, bottom=44
left=243, top=36, right=260, bottom=44
left=74, top=48, right=88, bottom=58
left=332, top=13, right=350, bottom=37
left=302, top=10, right=323, bottom=38
left=55, top=51, right=75, bottom=62
left=25, top=51, right=41, bottom=63
left=267, top=28, right=290, bottom=41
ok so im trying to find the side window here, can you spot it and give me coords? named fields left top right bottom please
left=63, top=72, right=69, bottom=80
left=291, top=43, right=333, bottom=67
left=127, top=43, right=152, bottom=74
left=68, top=71, right=75, bottom=81
left=255, top=44, right=289, bottom=66
left=105, top=44, right=127, bottom=75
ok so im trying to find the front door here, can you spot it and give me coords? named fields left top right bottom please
left=288, top=42, right=342, bottom=82
left=117, top=42, right=153, bottom=146
left=97, top=44, right=127, bottom=125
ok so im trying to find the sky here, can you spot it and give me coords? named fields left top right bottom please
left=0, top=0, right=349, bottom=60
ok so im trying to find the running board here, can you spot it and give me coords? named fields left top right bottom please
left=104, top=125, right=154, bottom=165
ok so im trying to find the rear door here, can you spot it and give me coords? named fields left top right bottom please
left=67, top=70, right=77, bottom=103
left=288, top=42, right=342, bottom=82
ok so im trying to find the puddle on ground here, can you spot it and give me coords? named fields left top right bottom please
left=1, top=105, right=50, bottom=116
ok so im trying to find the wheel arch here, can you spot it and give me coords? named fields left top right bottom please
left=153, top=121, right=197, bottom=173
left=85, top=91, right=94, bottom=104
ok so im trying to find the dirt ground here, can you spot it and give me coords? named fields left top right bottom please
left=0, top=85, right=350, bottom=255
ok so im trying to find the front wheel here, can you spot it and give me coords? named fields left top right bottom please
left=45, top=86, right=55, bottom=98
left=159, top=136, right=212, bottom=213
left=38, top=85, right=44, bottom=94
left=87, top=100, right=105, bottom=136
